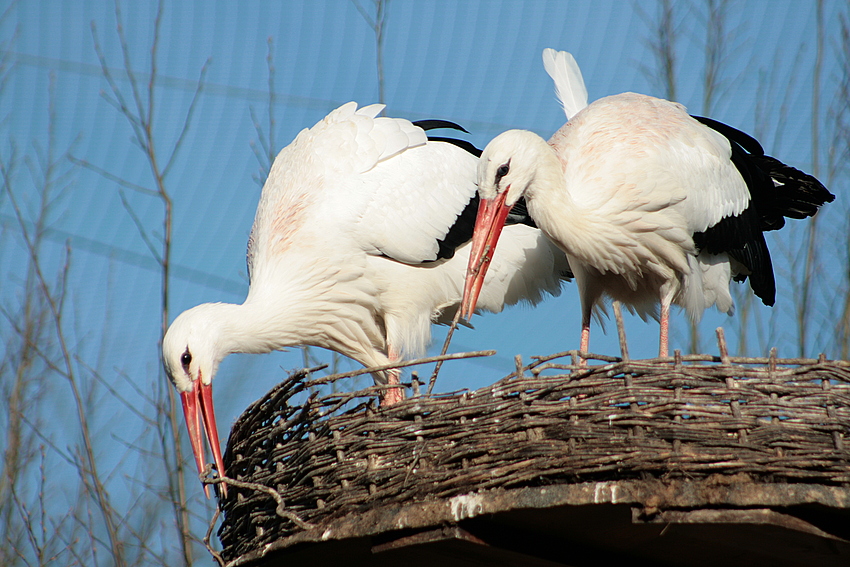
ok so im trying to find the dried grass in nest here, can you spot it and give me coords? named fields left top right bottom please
left=214, top=334, right=850, bottom=561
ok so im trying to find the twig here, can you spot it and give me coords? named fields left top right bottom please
left=2, top=85, right=127, bottom=566
left=161, top=58, right=209, bottom=178
left=205, top=471, right=315, bottom=531
left=305, top=350, right=495, bottom=388
left=430, top=228, right=495, bottom=394
left=613, top=300, right=629, bottom=361
left=91, top=2, right=208, bottom=561
left=716, top=327, right=730, bottom=364
left=117, top=189, right=162, bottom=261
left=78, top=358, right=156, bottom=427
left=514, top=354, right=524, bottom=379
left=352, top=0, right=389, bottom=108
left=428, top=305, right=465, bottom=395
left=68, top=155, right=158, bottom=196
left=203, top=507, right=225, bottom=567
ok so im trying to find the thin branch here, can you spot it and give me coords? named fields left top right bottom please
left=205, top=471, right=314, bottom=531
left=78, top=359, right=157, bottom=427
left=306, top=350, right=496, bottom=388
left=353, top=0, right=389, bottom=108
left=637, top=0, right=679, bottom=100
left=701, top=0, right=730, bottom=116
left=203, top=507, right=224, bottom=567
left=68, top=155, right=158, bottom=197
left=266, top=36, right=275, bottom=165
left=351, top=0, right=376, bottom=28
left=114, top=0, right=147, bottom=135
left=2, top=76, right=128, bottom=566
left=90, top=4, right=200, bottom=560
left=162, top=58, right=210, bottom=178
left=90, top=20, right=146, bottom=145
left=428, top=306, right=465, bottom=395
left=147, top=0, right=163, bottom=130
left=118, top=189, right=163, bottom=262
left=797, top=0, right=824, bottom=358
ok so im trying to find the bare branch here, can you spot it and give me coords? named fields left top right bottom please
left=701, top=0, right=732, bottom=115
left=90, top=20, right=146, bottom=146
left=114, top=0, right=147, bottom=134
left=351, top=0, right=376, bottom=28
left=118, top=189, right=163, bottom=262
left=637, top=0, right=679, bottom=100
left=353, top=0, right=389, bottom=108
left=250, top=37, right=277, bottom=187
left=77, top=359, right=157, bottom=428
left=147, top=0, right=164, bottom=129
left=203, top=507, right=225, bottom=567
left=305, top=349, right=496, bottom=388
left=2, top=40, right=128, bottom=567
left=162, top=57, right=210, bottom=179
left=68, top=155, right=158, bottom=196
left=795, top=0, right=825, bottom=358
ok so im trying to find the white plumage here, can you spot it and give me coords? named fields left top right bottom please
left=542, top=48, right=587, bottom=120
left=162, top=102, right=569, bottom=492
left=462, top=49, right=833, bottom=359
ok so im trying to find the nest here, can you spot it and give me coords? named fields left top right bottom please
left=216, top=347, right=850, bottom=563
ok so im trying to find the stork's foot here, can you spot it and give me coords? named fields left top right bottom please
left=379, top=352, right=406, bottom=406
left=380, top=366, right=405, bottom=406
left=659, top=296, right=671, bottom=358
left=578, top=321, right=591, bottom=368
left=380, top=385, right=405, bottom=406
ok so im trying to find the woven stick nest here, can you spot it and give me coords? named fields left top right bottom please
left=216, top=341, right=850, bottom=562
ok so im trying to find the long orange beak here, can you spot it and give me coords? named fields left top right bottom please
left=460, top=191, right=513, bottom=319
left=180, top=380, right=227, bottom=499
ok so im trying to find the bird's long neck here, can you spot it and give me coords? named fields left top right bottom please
left=205, top=258, right=386, bottom=370
left=522, top=141, right=586, bottom=253
left=523, top=137, right=644, bottom=277
left=205, top=299, right=312, bottom=357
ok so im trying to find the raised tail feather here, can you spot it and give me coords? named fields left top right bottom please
left=542, top=48, right=589, bottom=121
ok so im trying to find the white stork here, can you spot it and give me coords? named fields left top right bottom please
left=461, top=49, right=834, bottom=359
left=162, top=102, right=570, bottom=494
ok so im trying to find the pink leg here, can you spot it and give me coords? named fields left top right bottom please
left=659, top=297, right=671, bottom=358
left=579, top=314, right=590, bottom=367
left=380, top=345, right=405, bottom=407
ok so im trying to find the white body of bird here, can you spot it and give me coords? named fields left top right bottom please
left=163, top=102, right=569, bottom=494
left=462, top=49, right=833, bottom=359
left=536, top=93, right=748, bottom=322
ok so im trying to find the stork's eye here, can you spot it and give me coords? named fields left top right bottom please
left=181, top=351, right=192, bottom=368
left=495, top=162, right=510, bottom=183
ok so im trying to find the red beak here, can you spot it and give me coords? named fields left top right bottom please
left=180, top=379, right=227, bottom=499
left=460, top=191, right=513, bottom=319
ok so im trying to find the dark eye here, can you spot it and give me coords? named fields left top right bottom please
left=495, top=162, right=510, bottom=183
left=181, top=350, right=192, bottom=368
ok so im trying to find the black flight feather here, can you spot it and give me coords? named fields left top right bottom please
left=414, top=120, right=538, bottom=262
left=691, top=115, right=834, bottom=306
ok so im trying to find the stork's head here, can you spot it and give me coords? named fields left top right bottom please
left=476, top=129, right=558, bottom=204
left=162, top=304, right=228, bottom=498
left=461, top=130, right=553, bottom=318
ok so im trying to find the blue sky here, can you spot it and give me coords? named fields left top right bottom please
left=2, top=1, right=847, bottom=561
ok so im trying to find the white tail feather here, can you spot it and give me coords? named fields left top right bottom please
left=542, top=48, right=588, bottom=121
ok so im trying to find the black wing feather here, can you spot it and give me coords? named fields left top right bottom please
left=691, top=116, right=834, bottom=306
left=415, top=120, right=537, bottom=262
left=412, top=119, right=470, bottom=134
